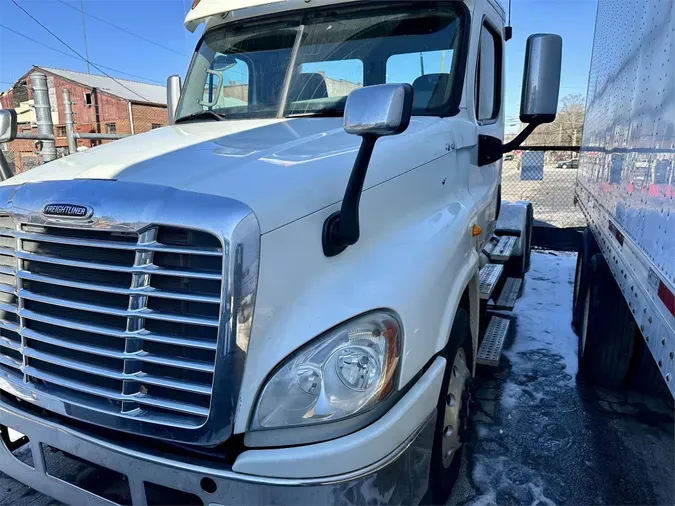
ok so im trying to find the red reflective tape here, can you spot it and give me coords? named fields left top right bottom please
left=658, top=281, right=675, bottom=318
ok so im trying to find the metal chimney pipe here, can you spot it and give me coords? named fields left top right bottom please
left=166, top=75, right=182, bottom=125
left=62, top=88, right=77, bottom=155
left=30, top=72, right=57, bottom=162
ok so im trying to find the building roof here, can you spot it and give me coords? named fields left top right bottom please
left=37, top=67, right=167, bottom=105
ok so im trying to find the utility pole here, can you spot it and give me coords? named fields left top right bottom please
left=80, top=0, right=91, bottom=73
left=440, top=51, right=446, bottom=73
left=419, top=53, right=425, bottom=76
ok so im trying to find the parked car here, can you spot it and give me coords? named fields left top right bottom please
left=557, top=158, right=579, bottom=169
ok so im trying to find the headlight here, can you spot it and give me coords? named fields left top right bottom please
left=252, top=312, right=401, bottom=430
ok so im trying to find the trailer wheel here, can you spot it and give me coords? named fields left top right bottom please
left=426, top=308, right=473, bottom=504
left=573, top=228, right=599, bottom=333
left=578, top=254, right=635, bottom=386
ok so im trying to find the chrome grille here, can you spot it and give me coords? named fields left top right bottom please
left=0, top=217, right=224, bottom=429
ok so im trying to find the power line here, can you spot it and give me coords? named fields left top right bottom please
left=78, top=0, right=91, bottom=73
left=56, top=0, right=189, bottom=58
left=0, top=24, right=164, bottom=84
left=10, top=0, right=152, bottom=102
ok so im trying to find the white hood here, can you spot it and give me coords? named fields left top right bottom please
left=4, top=117, right=450, bottom=233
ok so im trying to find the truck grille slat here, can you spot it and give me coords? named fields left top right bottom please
left=19, top=308, right=218, bottom=350
left=0, top=337, right=20, bottom=351
left=19, top=270, right=221, bottom=303
left=23, top=366, right=211, bottom=418
left=16, top=251, right=222, bottom=280
left=19, top=290, right=220, bottom=327
left=0, top=283, right=17, bottom=295
left=23, top=345, right=213, bottom=396
left=0, top=216, right=223, bottom=428
left=23, top=328, right=215, bottom=373
left=16, top=230, right=223, bottom=257
left=0, top=349, right=21, bottom=369
left=0, top=265, right=15, bottom=276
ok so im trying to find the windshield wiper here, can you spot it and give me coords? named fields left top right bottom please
left=175, top=110, right=226, bottom=123
left=286, top=108, right=344, bottom=118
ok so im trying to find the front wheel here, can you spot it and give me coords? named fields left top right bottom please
left=427, top=309, right=473, bottom=504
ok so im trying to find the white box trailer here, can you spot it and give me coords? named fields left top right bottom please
left=575, top=0, right=674, bottom=397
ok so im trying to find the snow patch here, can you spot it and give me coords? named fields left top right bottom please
left=504, top=251, right=579, bottom=384
left=471, top=455, right=557, bottom=506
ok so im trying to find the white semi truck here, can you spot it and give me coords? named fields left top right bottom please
left=573, top=0, right=674, bottom=398
left=0, top=0, right=563, bottom=504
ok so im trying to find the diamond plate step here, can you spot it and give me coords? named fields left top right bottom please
left=489, top=277, right=523, bottom=311
left=479, top=263, right=504, bottom=300
left=477, top=316, right=510, bottom=367
left=490, top=235, right=517, bottom=262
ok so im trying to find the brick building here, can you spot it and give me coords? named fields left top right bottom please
left=0, top=66, right=167, bottom=172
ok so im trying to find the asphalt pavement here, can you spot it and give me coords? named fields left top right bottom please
left=501, top=164, right=586, bottom=229
left=448, top=251, right=674, bottom=506
left=1, top=252, right=673, bottom=505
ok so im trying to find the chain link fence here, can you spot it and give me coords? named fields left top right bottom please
left=502, top=146, right=586, bottom=229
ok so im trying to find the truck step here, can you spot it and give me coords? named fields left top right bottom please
left=479, top=263, right=504, bottom=300
left=490, top=235, right=517, bottom=262
left=489, top=277, right=523, bottom=311
left=476, top=315, right=510, bottom=367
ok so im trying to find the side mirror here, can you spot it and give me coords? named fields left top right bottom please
left=520, top=34, right=563, bottom=123
left=343, top=83, right=414, bottom=137
left=478, top=33, right=562, bottom=167
left=0, top=110, right=17, bottom=143
left=323, top=84, right=413, bottom=257
left=167, top=75, right=182, bottom=125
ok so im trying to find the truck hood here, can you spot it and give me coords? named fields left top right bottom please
left=4, top=117, right=453, bottom=233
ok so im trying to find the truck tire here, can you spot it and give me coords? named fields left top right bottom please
left=427, top=308, right=473, bottom=504
left=578, top=254, right=635, bottom=386
left=523, top=202, right=533, bottom=273
left=573, top=228, right=599, bottom=333
left=509, top=202, right=533, bottom=277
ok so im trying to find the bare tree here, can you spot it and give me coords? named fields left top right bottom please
left=523, top=93, right=586, bottom=147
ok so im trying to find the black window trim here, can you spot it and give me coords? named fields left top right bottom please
left=186, top=1, right=472, bottom=119
left=475, top=16, right=503, bottom=125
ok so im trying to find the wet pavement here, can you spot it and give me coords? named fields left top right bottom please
left=1, top=252, right=673, bottom=505
left=448, top=251, right=675, bottom=506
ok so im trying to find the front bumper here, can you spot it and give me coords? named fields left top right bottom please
left=0, top=399, right=436, bottom=506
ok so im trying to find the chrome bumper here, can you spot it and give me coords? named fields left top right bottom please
left=0, top=400, right=435, bottom=505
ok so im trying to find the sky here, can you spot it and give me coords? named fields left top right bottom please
left=0, top=0, right=597, bottom=131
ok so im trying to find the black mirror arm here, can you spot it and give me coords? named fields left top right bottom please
left=478, top=121, right=543, bottom=166
left=322, top=135, right=378, bottom=257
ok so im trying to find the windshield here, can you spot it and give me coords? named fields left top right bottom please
left=176, top=2, right=465, bottom=121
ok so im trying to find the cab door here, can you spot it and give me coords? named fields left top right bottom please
left=468, top=5, right=505, bottom=247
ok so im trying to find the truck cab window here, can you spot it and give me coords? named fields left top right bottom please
left=476, top=23, right=502, bottom=122
left=202, top=55, right=250, bottom=110
left=386, top=50, right=454, bottom=112
left=176, top=3, right=465, bottom=121
left=288, top=60, right=363, bottom=115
